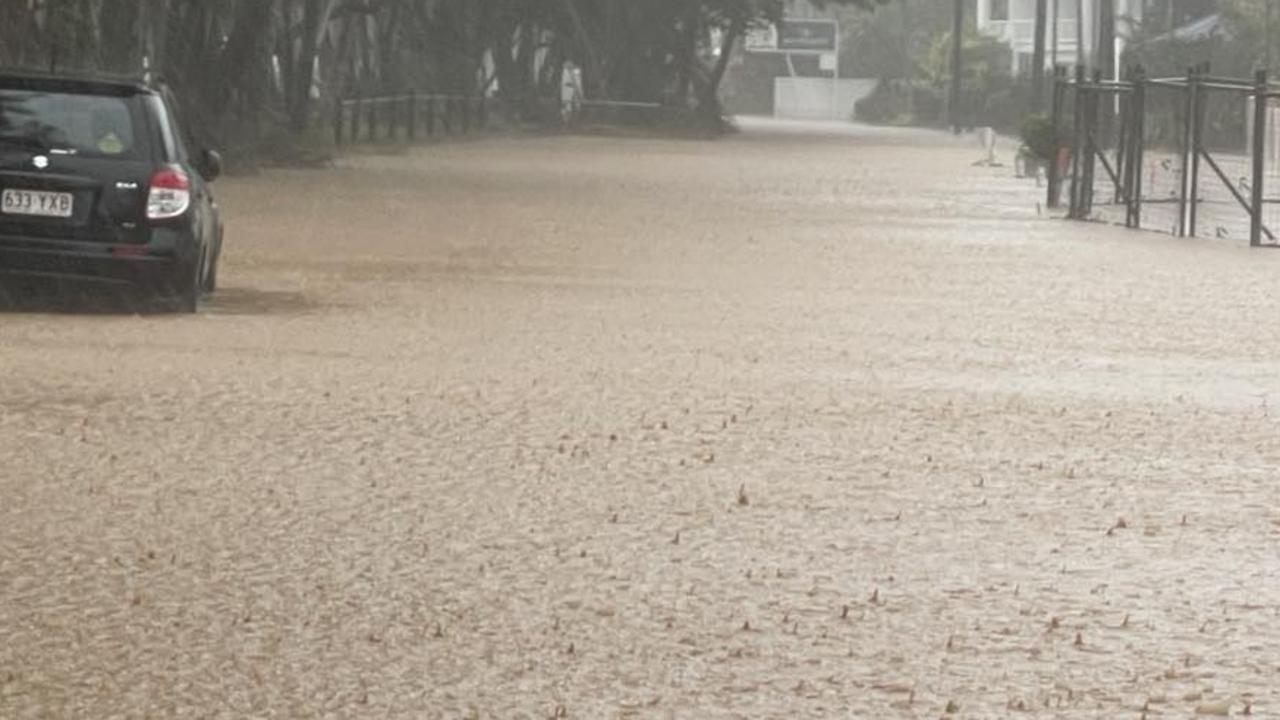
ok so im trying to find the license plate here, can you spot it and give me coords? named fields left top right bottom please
left=1, top=189, right=74, bottom=218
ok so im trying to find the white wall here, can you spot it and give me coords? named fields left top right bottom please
left=976, top=0, right=1145, bottom=72
left=774, top=78, right=878, bottom=121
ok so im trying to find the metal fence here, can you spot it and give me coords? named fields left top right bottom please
left=1050, top=65, right=1280, bottom=247
left=332, top=94, right=674, bottom=147
left=333, top=94, right=490, bottom=146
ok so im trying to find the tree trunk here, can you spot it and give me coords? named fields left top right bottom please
left=561, top=0, right=602, bottom=99
left=98, top=0, right=143, bottom=73
left=489, top=15, right=521, bottom=111
left=288, top=0, right=320, bottom=132
left=284, top=0, right=337, bottom=133
left=696, top=15, right=744, bottom=120
left=221, top=0, right=278, bottom=134
left=675, top=4, right=699, bottom=107
left=514, top=22, right=536, bottom=113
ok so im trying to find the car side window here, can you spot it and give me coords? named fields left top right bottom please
left=160, top=88, right=196, bottom=164
left=164, top=105, right=189, bottom=164
left=146, top=95, right=180, bottom=163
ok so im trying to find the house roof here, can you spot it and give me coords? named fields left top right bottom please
left=1142, top=13, right=1224, bottom=45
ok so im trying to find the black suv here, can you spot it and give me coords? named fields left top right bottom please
left=0, top=71, right=223, bottom=312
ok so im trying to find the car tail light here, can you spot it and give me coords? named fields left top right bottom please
left=147, top=166, right=190, bottom=220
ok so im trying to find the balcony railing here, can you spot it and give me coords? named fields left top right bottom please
left=981, top=18, right=1081, bottom=49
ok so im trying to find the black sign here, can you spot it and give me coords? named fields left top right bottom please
left=778, top=20, right=837, bottom=52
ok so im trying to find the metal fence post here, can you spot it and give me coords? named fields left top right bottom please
left=1048, top=66, right=1066, bottom=209
left=334, top=101, right=345, bottom=147
left=408, top=94, right=417, bottom=142
left=1252, top=69, right=1268, bottom=247
left=1069, top=65, right=1085, bottom=218
left=1127, top=66, right=1146, bottom=229
left=1115, top=69, right=1129, bottom=205
left=1079, top=69, right=1103, bottom=219
left=1178, top=67, right=1195, bottom=237
left=366, top=98, right=377, bottom=144
left=1188, top=67, right=1207, bottom=237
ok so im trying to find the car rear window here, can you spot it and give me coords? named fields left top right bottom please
left=0, top=90, right=146, bottom=160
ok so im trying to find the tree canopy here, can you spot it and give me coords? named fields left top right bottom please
left=0, top=0, right=893, bottom=147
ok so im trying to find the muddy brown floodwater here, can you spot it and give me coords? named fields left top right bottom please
left=3, top=118, right=1280, bottom=719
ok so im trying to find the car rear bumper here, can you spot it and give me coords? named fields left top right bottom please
left=0, top=232, right=189, bottom=286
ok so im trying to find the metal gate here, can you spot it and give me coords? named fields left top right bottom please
left=1050, top=65, right=1279, bottom=247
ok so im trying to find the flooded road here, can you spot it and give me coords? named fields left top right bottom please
left=3, top=118, right=1279, bottom=718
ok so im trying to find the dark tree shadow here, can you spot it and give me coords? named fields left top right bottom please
left=202, top=286, right=316, bottom=316
left=0, top=278, right=143, bottom=315
left=0, top=279, right=314, bottom=317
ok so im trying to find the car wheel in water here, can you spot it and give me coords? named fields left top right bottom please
left=165, top=255, right=203, bottom=313
left=205, top=234, right=222, bottom=295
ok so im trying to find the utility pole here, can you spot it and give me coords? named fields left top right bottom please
left=950, top=0, right=964, bottom=133
left=1267, top=0, right=1274, bottom=74
left=1032, top=0, right=1049, bottom=112
left=1076, top=0, right=1086, bottom=69
left=1098, top=0, right=1115, bottom=81
left=1051, top=0, right=1059, bottom=70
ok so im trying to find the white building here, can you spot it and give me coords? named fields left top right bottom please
left=976, top=0, right=1145, bottom=77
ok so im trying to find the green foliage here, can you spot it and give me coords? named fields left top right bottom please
left=0, top=0, right=898, bottom=149
left=854, top=79, right=942, bottom=125
left=843, top=1, right=1032, bottom=132
left=923, top=29, right=1011, bottom=89
left=1, top=0, right=909, bottom=140
left=1217, top=0, right=1278, bottom=73
left=1019, top=114, right=1057, bottom=161
left=830, top=0, right=958, bottom=79
left=854, top=80, right=912, bottom=124
left=1124, top=0, right=1274, bottom=78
